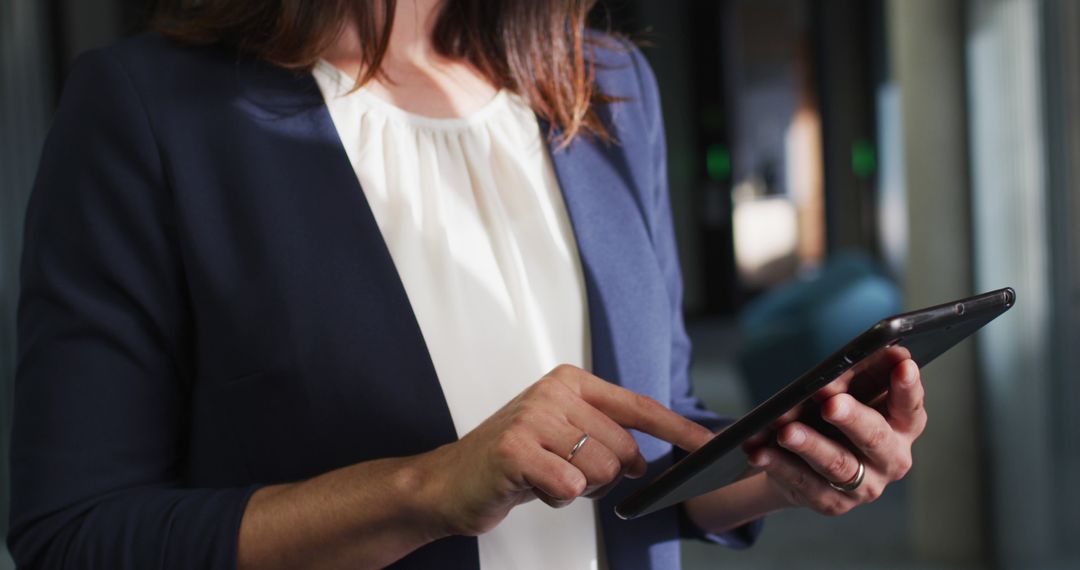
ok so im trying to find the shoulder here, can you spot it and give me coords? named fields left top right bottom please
left=587, top=32, right=658, bottom=99
left=36, top=35, right=229, bottom=215
left=62, top=33, right=247, bottom=120
left=55, top=32, right=322, bottom=167
left=92, top=32, right=236, bottom=87
left=50, top=34, right=226, bottom=143
left=64, top=33, right=232, bottom=98
left=586, top=31, right=663, bottom=139
left=44, top=34, right=241, bottom=185
left=45, top=35, right=205, bottom=165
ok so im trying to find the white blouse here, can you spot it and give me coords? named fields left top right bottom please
left=312, top=61, right=600, bottom=569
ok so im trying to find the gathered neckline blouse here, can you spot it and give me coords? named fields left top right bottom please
left=312, top=60, right=602, bottom=570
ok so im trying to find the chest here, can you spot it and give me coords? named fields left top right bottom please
left=164, top=90, right=672, bottom=486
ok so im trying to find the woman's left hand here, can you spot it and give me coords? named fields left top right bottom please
left=747, top=358, right=927, bottom=516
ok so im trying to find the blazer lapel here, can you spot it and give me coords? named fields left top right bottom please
left=544, top=126, right=671, bottom=397
left=233, top=57, right=461, bottom=453
left=231, top=57, right=481, bottom=568
left=546, top=125, right=679, bottom=569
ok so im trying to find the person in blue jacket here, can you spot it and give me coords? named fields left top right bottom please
left=8, top=0, right=928, bottom=568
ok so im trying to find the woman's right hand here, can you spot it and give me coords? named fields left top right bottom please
left=236, top=364, right=712, bottom=569
left=412, top=364, right=715, bottom=538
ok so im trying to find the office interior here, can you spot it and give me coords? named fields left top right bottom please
left=1, top=0, right=1077, bottom=568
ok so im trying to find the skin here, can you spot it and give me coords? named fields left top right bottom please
left=236, top=2, right=931, bottom=568
left=321, top=0, right=498, bottom=118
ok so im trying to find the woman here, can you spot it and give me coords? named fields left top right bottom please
left=8, top=0, right=927, bottom=568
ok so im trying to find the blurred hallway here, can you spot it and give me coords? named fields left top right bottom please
left=2, top=0, right=1079, bottom=568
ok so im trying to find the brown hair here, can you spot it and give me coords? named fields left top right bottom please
left=154, top=0, right=617, bottom=144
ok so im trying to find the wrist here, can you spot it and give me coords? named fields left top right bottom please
left=753, top=470, right=797, bottom=512
left=395, top=446, right=457, bottom=542
left=684, top=472, right=790, bottom=534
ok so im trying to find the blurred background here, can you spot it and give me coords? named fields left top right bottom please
left=1, top=0, right=1077, bottom=568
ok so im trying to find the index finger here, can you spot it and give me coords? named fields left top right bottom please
left=569, top=371, right=714, bottom=453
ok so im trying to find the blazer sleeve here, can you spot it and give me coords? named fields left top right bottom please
left=626, top=44, right=764, bottom=549
left=7, top=48, right=262, bottom=569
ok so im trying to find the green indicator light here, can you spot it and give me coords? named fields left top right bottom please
left=706, top=144, right=731, bottom=182
left=852, top=140, right=877, bottom=179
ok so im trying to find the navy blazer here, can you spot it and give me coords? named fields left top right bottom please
left=9, top=33, right=760, bottom=569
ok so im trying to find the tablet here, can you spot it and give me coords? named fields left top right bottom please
left=614, top=287, right=1016, bottom=520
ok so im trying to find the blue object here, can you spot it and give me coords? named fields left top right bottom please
left=9, top=34, right=758, bottom=570
left=738, top=252, right=903, bottom=405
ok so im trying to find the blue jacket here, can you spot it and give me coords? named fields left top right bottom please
left=9, top=32, right=760, bottom=569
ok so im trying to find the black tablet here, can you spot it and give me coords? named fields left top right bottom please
left=614, top=287, right=1016, bottom=520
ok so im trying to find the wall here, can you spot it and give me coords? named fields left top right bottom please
left=1, top=1, right=55, bottom=567
left=887, top=0, right=985, bottom=563
left=1041, top=0, right=1080, bottom=559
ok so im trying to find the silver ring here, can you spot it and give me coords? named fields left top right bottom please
left=828, top=459, right=866, bottom=493
left=567, top=433, right=590, bottom=462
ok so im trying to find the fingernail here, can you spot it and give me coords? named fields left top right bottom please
left=829, top=401, right=849, bottom=421
left=750, top=452, right=770, bottom=467
left=902, top=367, right=917, bottom=386
left=782, top=428, right=805, bottom=448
